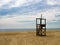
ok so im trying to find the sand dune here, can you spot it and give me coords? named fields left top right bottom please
left=0, top=30, right=60, bottom=45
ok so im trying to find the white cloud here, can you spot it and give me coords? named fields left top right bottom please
left=0, top=0, right=60, bottom=8
left=0, top=15, right=36, bottom=29
left=40, top=7, right=60, bottom=22
left=0, top=0, right=11, bottom=7
left=0, top=7, right=60, bottom=29
left=0, top=0, right=42, bottom=8
left=8, top=0, right=42, bottom=8
left=47, top=0, right=60, bottom=5
left=9, top=0, right=27, bottom=8
left=0, top=0, right=28, bottom=8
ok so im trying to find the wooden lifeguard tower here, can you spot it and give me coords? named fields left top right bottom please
left=36, top=14, right=46, bottom=36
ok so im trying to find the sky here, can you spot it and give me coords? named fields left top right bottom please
left=0, top=0, right=60, bottom=29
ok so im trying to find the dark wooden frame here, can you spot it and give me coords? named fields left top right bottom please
left=36, top=18, right=46, bottom=36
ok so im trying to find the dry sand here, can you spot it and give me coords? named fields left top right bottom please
left=0, top=30, right=60, bottom=45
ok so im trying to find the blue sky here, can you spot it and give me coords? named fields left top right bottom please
left=0, top=0, right=60, bottom=29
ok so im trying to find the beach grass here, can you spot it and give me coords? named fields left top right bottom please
left=0, top=30, right=60, bottom=45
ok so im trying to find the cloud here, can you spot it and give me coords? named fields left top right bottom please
left=0, top=7, right=60, bottom=29
left=0, top=0, right=60, bottom=16
left=10, top=0, right=42, bottom=8
left=7, top=0, right=27, bottom=8
left=0, top=0, right=12, bottom=7
left=0, top=0, right=42, bottom=15
left=0, top=0, right=60, bottom=29
left=0, top=0, right=42, bottom=8
left=55, top=14, right=60, bottom=17
left=0, top=1, right=55, bottom=16
left=47, top=0, right=60, bottom=5
left=0, top=15, right=36, bottom=29
left=0, top=0, right=60, bottom=9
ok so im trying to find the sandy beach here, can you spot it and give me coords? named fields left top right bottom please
left=0, top=30, right=60, bottom=45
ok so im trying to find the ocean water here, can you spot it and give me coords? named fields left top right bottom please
left=0, top=28, right=60, bottom=32
left=0, top=29, right=35, bottom=32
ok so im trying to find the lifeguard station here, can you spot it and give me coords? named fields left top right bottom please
left=36, top=14, right=46, bottom=36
